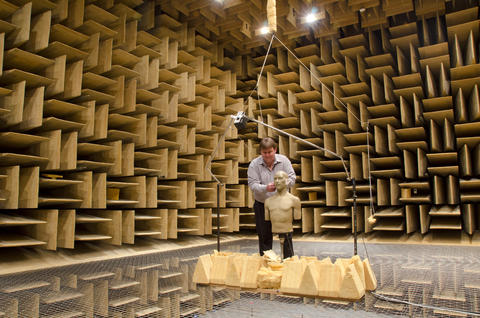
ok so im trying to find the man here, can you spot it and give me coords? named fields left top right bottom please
left=247, top=137, right=296, bottom=256
left=265, top=171, right=301, bottom=259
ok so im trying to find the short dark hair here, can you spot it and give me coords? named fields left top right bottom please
left=259, top=137, right=277, bottom=150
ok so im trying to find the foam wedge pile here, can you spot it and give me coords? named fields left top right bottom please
left=192, top=250, right=377, bottom=301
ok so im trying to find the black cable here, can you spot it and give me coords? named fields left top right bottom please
left=361, top=234, right=370, bottom=260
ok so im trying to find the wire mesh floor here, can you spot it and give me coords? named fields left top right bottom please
left=0, top=239, right=479, bottom=317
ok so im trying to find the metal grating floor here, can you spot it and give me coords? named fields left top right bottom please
left=202, top=240, right=480, bottom=317
left=0, top=239, right=479, bottom=317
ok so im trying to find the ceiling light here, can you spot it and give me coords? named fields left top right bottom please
left=301, top=8, right=325, bottom=24
left=359, top=7, right=366, bottom=12
left=305, top=12, right=317, bottom=23
left=255, top=23, right=272, bottom=36
left=259, top=26, right=270, bottom=35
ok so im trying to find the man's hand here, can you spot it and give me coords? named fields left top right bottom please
left=266, top=182, right=276, bottom=192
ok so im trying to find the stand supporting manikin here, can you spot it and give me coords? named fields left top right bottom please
left=279, top=236, right=285, bottom=260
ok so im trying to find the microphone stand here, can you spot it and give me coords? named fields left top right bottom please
left=205, top=117, right=235, bottom=252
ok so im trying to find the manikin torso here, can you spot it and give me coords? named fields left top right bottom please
left=265, top=171, right=301, bottom=233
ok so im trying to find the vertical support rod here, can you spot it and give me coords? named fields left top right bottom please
left=217, top=183, right=221, bottom=252
left=352, top=177, right=358, bottom=256
left=279, top=236, right=284, bottom=260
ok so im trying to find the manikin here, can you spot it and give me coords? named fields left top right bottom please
left=264, top=171, right=301, bottom=259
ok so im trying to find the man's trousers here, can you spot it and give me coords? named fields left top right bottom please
left=254, top=200, right=272, bottom=255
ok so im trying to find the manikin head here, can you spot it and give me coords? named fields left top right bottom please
left=273, top=171, right=288, bottom=192
left=260, top=137, right=277, bottom=167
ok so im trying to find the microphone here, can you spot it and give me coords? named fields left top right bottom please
left=231, top=111, right=250, bottom=130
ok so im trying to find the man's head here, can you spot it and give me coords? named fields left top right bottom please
left=273, top=170, right=288, bottom=191
left=260, top=137, right=277, bottom=167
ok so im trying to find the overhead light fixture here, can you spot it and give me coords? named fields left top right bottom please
left=301, top=8, right=325, bottom=24
left=359, top=7, right=366, bottom=12
left=305, top=12, right=317, bottom=23
left=255, top=21, right=272, bottom=37
left=259, top=26, right=270, bottom=35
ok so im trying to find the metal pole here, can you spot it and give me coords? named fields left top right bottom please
left=352, top=177, right=358, bottom=256
left=217, top=183, right=221, bottom=252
